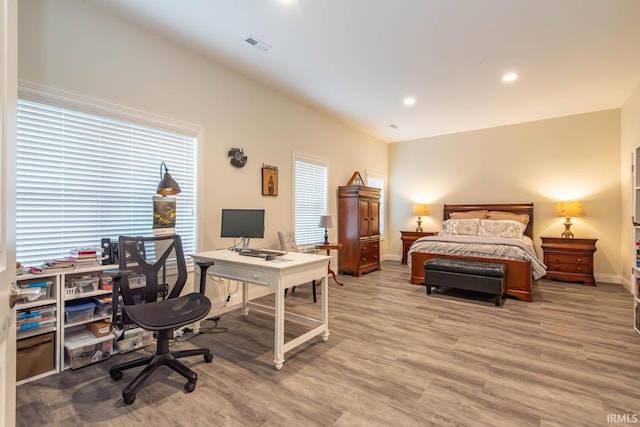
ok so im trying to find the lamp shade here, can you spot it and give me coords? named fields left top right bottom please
left=157, top=162, right=181, bottom=196
left=318, top=215, right=333, bottom=229
left=557, top=201, right=583, bottom=217
left=411, top=204, right=429, bottom=216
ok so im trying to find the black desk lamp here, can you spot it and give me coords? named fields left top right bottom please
left=157, top=161, right=181, bottom=196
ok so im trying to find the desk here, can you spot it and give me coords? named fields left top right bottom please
left=190, top=250, right=330, bottom=370
left=314, top=243, right=343, bottom=285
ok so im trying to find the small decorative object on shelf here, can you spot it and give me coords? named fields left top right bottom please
left=346, top=171, right=364, bottom=186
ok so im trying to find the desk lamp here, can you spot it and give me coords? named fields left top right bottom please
left=557, top=201, right=582, bottom=238
left=156, top=161, right=181, bottom=196
left=412, top=204, right=429, bottom=232
left=318, top=215, right=333, bottom=245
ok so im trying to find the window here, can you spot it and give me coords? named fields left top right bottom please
left=16, top=90, right=197, bottom=266
left=293, top=153, right=328, bottom=246
left=366, top=170, right=385, bottom=237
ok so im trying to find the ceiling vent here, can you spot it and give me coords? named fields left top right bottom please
left=245, top=35, right=271, bottom=52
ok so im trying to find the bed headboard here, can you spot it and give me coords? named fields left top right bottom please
left=443, top=203, right=534, bottom=239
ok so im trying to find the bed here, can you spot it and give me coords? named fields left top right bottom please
left=408, top=203, right=546, bottom=302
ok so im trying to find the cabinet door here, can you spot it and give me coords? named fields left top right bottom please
left=369, top=200, right=380, bottom=237
left=358, top=199, right=370, bottom=238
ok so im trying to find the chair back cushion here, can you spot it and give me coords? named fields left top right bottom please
left=278, top=231, right=299, bottom=252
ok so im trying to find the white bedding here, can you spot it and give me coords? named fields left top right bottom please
left=407, top=234, right=547, bottom=279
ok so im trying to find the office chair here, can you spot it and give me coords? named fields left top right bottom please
left=105, top=235, right=214, bottom=405
left=277, top=231, right=317, bottom=303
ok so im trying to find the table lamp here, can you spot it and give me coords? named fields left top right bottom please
left=412, top=204, right=429, bottom=232
left=318, top=215, right=333, bottom=245
left=557, top=201, right=582, bottom=238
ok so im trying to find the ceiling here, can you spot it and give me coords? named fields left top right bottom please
left=87, top=0, right=640, bottom=142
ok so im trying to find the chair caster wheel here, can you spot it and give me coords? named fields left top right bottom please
left=185, top=381, right=196, bottom=393
left=204, top=352, right=214, bottom=363
left=123, top=393, right=136, bottom=405
left=111, top=371, right=123, bottom=381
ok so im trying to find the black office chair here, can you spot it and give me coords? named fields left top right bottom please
left=105, top=234, right=214, bottom=405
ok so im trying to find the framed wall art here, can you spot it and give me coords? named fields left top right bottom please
left=262, top=165, right=278, bottom=196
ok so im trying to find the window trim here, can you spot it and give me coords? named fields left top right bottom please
left=292, top=151, right=329, bottom=249
left=16, top=81, right=203, bottom=264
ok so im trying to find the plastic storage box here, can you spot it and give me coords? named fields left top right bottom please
left=115, top=327, right=153, bottom=354
left=64, top=329, right=113, bottom=369
left=64, top=300, right=96, bottom=324
left=18, top=280, right=52, bottom=301
left=69, top=275, right=99, bottom=294
left=91, top=295, right=113, bottom=318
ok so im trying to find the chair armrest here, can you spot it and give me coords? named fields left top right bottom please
left=195, top=260, right=215, bottom=294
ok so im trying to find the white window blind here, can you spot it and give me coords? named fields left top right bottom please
left=294, top=153, right=328, bottom=245
left=366, top=170, right=385, bottom=237
left=16, top=97, right=196, bottom=266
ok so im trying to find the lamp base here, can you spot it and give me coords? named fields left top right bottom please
left=323, top=228, right=329, bottom=245
left=561, top=217, right=574, bottom=238
left=416, top=217, right=423, bottom=233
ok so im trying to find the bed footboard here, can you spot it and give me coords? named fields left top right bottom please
left=410, top=252, right=532, bottom=302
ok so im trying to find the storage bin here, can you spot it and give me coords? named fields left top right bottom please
left=64, top=329, right=113, bottom=369
left=16, top=332, right=55, bottom=381
left=69, top=275, right=99, bottom=294
left=91, top=295, right=113, bottom=317
left=64, top=300, right=96, bottom=324
left=115, top=327, right=153, bottom=354
left=17, top=305, right=56, bottom=326
left=18, top=280, right=52, bottom=301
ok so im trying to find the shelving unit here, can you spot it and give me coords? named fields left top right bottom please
left=632, top=145, right=640, bottom=335
left=15, top=264, right=117, bottom=384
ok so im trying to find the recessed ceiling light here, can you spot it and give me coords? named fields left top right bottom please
left=502, top=72, right=518, bottom=82
left=389, top=124, right=398, bottom=129
left=404, top=97, right=416, bottom=106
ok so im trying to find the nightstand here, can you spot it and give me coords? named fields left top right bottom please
left=400, top=231, right=436, bottom=265
left=540, top=237, right=598, bottom=286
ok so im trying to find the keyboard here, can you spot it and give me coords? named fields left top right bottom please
left=238, top=248, right=287, bottom=259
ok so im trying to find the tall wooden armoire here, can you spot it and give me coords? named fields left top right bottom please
left=338, top=185, right=381, bottom=276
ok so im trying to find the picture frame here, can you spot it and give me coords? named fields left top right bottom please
left=152, top=196, right=177, bottom=229
left=262, top=167, right=278, bottom=196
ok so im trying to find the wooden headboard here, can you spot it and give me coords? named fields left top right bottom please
left=443, top=203, right=534, bottom=239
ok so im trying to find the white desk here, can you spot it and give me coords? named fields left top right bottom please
left=190, top=249, right=330, bottom=370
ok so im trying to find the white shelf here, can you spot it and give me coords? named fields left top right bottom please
left=15, top=264, right=118, bottom=384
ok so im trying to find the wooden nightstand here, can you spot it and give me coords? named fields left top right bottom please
left=400, top=231, right=436, bottom=265
left=540, top=237, right=598, bottom=286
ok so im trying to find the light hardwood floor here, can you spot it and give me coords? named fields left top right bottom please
left=15, top=261, right=640, bottom=426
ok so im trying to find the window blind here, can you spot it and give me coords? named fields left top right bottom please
left=294, top=154, right=328, bottom=245
left=16, top=98, right=196, bottom=266
left=366, top=170, right=385, bottom=237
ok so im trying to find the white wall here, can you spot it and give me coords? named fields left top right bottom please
left=620, top=81, right=640, bottom=291
left=389, top=110, right=622, bottom=284
left=18, top=0, right=388, bottom=303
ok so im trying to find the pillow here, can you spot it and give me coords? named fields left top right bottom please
left=479, top=219, right=525, bottom=238
left=449, top=210, right=488, bottom=219
left=486, top=211, right=530, bottom=226
left=442, top=218, right=481, bottom=236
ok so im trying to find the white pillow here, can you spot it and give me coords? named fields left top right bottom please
left=442, top=218, right=481, bottom=236
left=478, top=219, right=525, bottom=239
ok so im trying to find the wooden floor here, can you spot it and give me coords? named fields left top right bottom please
left=15, top=261, right=640, bottom=426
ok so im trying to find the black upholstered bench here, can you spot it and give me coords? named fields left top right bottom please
left=423, top=258, right=507, bottom=306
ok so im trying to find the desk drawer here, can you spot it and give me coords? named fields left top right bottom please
left=212, top=264, right=269, bottom=285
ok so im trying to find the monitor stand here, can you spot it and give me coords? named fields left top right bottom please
left=241, top=237, right=251, bottom=249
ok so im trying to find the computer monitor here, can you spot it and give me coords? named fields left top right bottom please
left=220, top=209, right=265, bottom=249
